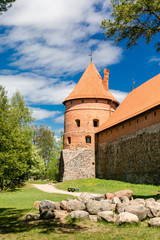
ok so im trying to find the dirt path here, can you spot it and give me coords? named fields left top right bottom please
left=32, top=184, right=83, bottom=196
left=32, top=184, right=102, bottom=197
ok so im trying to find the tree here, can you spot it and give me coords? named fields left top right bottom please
left=0, top=0, right=16, bottom=14
left=0, top=88, right=34, bottom=190
left=101, top=0, right=160, bottom=52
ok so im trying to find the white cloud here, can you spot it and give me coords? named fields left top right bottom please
left=0, top=0, right=122, bottom=75
left=54, top=115, right=64, bottom=123
left=111, top=90, right=128, bottom=103
left=31, top=107, right=61, bottom=120
left=149, top=57, right=160, bottom=62
left=0, top=73, right=76, bottom=105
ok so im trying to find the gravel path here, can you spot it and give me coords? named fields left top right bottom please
left=32, top=184, right=102, bottom=197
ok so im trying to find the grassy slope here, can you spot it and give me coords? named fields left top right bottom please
left=55, top=178, right=160, bottom=199
left=0, top=180, right=160, bottom=240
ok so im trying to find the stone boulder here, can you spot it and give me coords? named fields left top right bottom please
left=25, top=213, right=40, bottom=221
left=60, top=200, right=68, bottom=210
left=89, top=215, right=98, bottom=222
left=116, top=212, right=139, bottom=225
left=70, top=210, right=89, bottom=220
left=111, top=197, right=121, bottom=205
left=116, top=203, right=129, bottom=214
left=66, top=199, right=86, bottom=212
left=120, top=196, right=130, bottom=204
left=54, top=202, right=61, bottom=210
left=149, top=202, right=160, bottom=217
left=86, top=199, right=111, bottom=215
left=114, top=189, right=133, bottom=199
left=130, top=198, right=145, bottom=206
left=105, top=193, right=115, bottom=200
left=97, top=211, right=114, bottom=222
left=39, top=200, right=55, bottom=219
left=124, top=205, right=148, bottom=220
left=78, top=192, right=94, bottom=203
left=148, top=217, right=160, bottom=227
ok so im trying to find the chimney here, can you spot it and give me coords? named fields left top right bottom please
left=103, top=68, right=109, bottom=91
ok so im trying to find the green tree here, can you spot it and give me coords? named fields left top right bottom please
left=101, top=0, right=160, bottom=52
left=0, top=0, right=16, bottom=14
left=0, top=88, right=34, bottom=190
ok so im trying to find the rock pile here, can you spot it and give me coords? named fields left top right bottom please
left=26, top=189, right=160, bottom=227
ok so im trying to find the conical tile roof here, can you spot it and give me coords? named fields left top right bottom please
left=63, top=63, right=119, bottom=104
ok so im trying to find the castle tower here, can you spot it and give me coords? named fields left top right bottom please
left=59, top=62, right=119, bottom=181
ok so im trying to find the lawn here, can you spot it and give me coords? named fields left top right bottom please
left=55, top=178, right=160, bottom=199
left=0, top=180, right=160, bottom=240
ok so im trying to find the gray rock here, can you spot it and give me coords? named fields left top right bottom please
left=25, top=213, right=40, bottom=220
left=70, top=210, right=89, bottom=220
left=66, top=199, right=86, bottom=212
left=60, top=200, right=68, bottom=210
left=124, top=205, right=148, bottom=220
left=130, top=198, right=145, bottom=206
left=116, top=203, right=129, bottom=214
left=39, top=200, right=55, bottom=219
left=114, top=189, right=133, bottom=199
left=121, top=196, right=130, bottom=204
left=111, top=197, right=121, bottom=205
left=97, top=211, right=114, bottom=222
left=86, top=199, right=111, bottom=215
left=116, top=212, right=139, bottom=225
left=54, top=202, right=61, bottom=210
left=78, top=192, right=94, bottom=203
left=148, top=217, right=160, bottom=227
left=149, top=204, right=160, bottom=217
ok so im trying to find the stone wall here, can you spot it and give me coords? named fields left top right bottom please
left=59, top=148, right=95, bottom=181
left=96, top=123, right=160, bottom=185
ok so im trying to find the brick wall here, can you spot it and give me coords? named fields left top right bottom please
left=96, top=107, right=160, bottom=184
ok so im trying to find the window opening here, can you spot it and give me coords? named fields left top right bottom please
left=93, top=119, right=99, bottom=127
left=86, top=136, right=91, bottom=143
left=67, top=137, right=71, bottom=144
left=75, top=119, right=80, bottom=127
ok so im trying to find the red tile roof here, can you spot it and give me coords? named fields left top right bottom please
left=97, top=73, right=160, bottom=132
left=63, top=63, right=119, bottom=104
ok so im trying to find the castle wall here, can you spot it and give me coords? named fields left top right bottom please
left=59, top=148, right=95, bottom=181
left=96, top=105, right=160, bottom=185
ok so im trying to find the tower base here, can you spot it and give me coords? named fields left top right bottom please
left=59, top=148, right=95, bottom=182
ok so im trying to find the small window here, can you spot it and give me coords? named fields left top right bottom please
left=75, top=119, right=80, bottom=127
left=137, top=119, right=139, bottom=123
left=86, top=136, right=91, bottom=143
left=145, top=115, right=147, bottom=120
left=154, top=111, right=157, bottom=116
left=96, top=100, right=98, bottom=103
left=93, top=119, right=99, bottom=127
left=71, top=101, right=72, bottom=104
left=67, top=137, right=71, bottom=144
left=82, top=100, right=84, bottom=103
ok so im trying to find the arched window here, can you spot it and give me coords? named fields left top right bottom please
left=93, top=119, right=99, bottom=127
left=75, top=119, right=80, bottom=127
left=67, top=137, right=71, bottom=144
left=86, top=136, right=91, bottom=143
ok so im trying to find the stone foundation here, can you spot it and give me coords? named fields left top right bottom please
left=59, top=148, right=95, bottom=181
left=96, top=123, right=160, bottom=185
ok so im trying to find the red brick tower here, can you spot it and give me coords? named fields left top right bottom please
left=60, top=62, right=119, bottom=181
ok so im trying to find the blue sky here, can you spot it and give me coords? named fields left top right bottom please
left=0, top=0, right=159, bottom=137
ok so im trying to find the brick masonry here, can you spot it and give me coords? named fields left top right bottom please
left=96, top=122, right=160, bottom=185
left=59, top=148, right=95, bottom=181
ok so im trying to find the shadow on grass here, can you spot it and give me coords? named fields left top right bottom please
left=134, top=194, right=160, bottom=200
left=0, top=208, right=86, bottom=235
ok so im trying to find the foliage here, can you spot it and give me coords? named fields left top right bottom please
left=0, top=87, right=33, bottom=190
left=32, top=125, right=63, bottom=181
left=101, top=0, right=160, bottom=52
left=29, top=145, right=46, bottom=180
left=0, top=0, right=16, bottom=14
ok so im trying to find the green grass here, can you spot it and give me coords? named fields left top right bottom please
left=27, top=180, right=54, bottom=184
left=0, top=180, right=160, bottom=240
left=55, top=178, right=160, bottom=199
